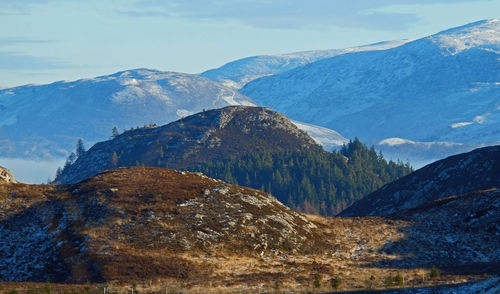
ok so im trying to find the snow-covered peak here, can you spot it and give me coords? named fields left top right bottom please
left=429, top=19, right=500, bottom=55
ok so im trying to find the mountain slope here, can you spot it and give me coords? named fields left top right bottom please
left=241, top=20, right=500, bottom=150
left=201, top=40, right=409, bottom=89
left=56, top=106, right=322, bottom=184
left=0, top=69, right=255, bottom=159
left=341, top=145, right=500, bottom=217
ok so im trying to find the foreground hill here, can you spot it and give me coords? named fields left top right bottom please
left=0, top=69, right=254, bottom=159
left=1, top=167, right=497, bottom=292
left=0, top=167, right=325, bottom=283
left=56, top=106, right=411, bottom=215
left=341, top=145, right=500, bottom=217
left=241, top=19, right=500, bottom=161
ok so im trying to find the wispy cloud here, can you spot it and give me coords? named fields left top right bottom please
left=0, top=0, right=52, bottom=13
left=122, top=0, right=483, bottom=30
left=0, top=51, right=67, bottom=70
left=0, top=37, right=56, bottom=46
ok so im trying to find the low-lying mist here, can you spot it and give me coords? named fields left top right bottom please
left=0, top=158, right=66, bottom=184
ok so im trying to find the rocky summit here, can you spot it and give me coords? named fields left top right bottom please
left=56, top=105, right=321, bottom=184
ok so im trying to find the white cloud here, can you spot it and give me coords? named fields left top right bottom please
left=124, top=0, right=487, bottom=31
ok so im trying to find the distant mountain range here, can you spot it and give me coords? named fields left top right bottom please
left=238, top=19, right=500, bottom=163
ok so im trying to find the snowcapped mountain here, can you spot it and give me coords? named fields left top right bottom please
left=200, top=40, right=409, bottom=89
left=240, top=20, right=500, bottom=161
left=0, top=69, right=255, bottom=159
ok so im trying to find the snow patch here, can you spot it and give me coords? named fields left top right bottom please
left=451, top=122, right=474, bottom=128
left=292, top=120, right=348, bottom=150
left=176, top=109, right=194, bottom=118
left=379, top=138, right=416, bottom=146
left=121, top=78, right=139, bottom=86
left=474, top=115, right=486, bottom=124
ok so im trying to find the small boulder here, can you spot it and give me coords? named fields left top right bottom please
left=0, top=166, right=17, bottom=183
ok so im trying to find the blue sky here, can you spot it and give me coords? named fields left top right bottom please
left=1, top=0, right=499, bottom=87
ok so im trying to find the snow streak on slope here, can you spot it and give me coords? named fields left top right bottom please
left=292, top=121, right=348, bottom=151
left=201, top=40, right=409, bottom=89
left=241, top=20, right=500, bottom=163
left=0, top=69, right=255, bottom=159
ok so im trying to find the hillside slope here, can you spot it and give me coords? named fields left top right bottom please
left=341, top=145, right=500, bottom=217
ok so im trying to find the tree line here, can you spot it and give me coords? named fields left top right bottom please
left=191, top=138, right=412, bottom=215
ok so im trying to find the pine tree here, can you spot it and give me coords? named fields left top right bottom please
left=111, top=152, right=119, bottom=167
left=55, top=167, right=62, bottom=180
left=76, top=139, right=86, bottom=158
left=112, top=126, right=119, bottom=138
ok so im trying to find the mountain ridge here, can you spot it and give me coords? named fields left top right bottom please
left=201, top=40, right=409, bottom=89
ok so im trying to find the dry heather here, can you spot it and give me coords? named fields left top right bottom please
left=0, top=167, right=498, bottom=293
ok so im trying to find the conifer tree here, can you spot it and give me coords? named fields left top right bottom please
left=76, top=139, right=86, bottom=158
left=112, top=126, right=119, bottom=138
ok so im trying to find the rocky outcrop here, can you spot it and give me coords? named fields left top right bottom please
left=0, top=167, right=16, bottom=183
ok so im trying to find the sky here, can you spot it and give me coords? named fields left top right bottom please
left=0, top=0, right=499, bottom=88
